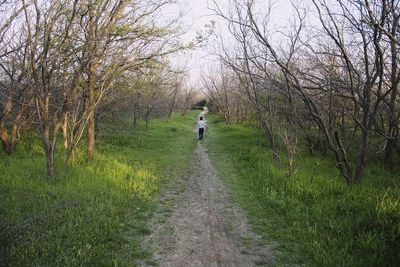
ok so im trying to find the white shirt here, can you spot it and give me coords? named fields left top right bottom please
left=197, top=120, right=206, bottom=129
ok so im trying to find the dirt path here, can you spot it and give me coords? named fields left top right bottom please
left=140, top=113, right=273, bottom=267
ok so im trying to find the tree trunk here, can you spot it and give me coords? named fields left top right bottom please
left=167, top=86, right=178, bottom=121
left=46, top=146, right=55, bottom=177
left=133, top=103, right=138, bottom=127
left=0, top=97, right=12, bottom=154
left=1, top=140, right=13, bottom=155
left=396, top=138, right=400, bottom=157
left=353, top=130, right=369, bottom=184
left=87, top=62, right=96, bottom=162
left=62, top=112, right=68, bottom=149
left=145, top=106, right=151, bottom=132
left=384, top=21, right=399, bottom=166
left=259, top=114, right=279, bottom=161
left=86, top=0, right=97, bottom=162
left=384, top=129, right=397, bottom=165
left=322, top=138, right=328, bottom=157
left=65, top=142, right=75, bottom=167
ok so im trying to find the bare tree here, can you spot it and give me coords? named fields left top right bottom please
left=0, top=42, right=33, bottom=154
left=78, top=0, right=182, bottom=161
left=180, top=85, right=198, bottom=117
left=0, top=1, right=32, bottom=154
left=211, top=0, right=400, bottom=184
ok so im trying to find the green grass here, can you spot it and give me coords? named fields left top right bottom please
left=0, top=112, right=198, bottom=266
left=205, top=113, right=400, bottom=267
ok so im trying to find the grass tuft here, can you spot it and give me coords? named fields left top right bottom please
left=206, top=113, right=400, bottom=267
left=0, top=112, right=198, bottom=266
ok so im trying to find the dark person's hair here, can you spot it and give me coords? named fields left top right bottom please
left=200, top=117, right=203, bottom=120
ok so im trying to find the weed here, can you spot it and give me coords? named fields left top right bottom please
left=206, top=113, right=400, bottom=267
left=0, top=112, right=198, bottom=266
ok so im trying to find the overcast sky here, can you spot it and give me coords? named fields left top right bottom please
left=167, top=0, right=302, bottom=86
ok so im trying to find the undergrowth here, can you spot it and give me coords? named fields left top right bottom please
left=206, top=113, right=400, bottom=267
left=0, top=112, right=198, bottom=266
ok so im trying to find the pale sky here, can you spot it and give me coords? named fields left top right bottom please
left=166, top=0, right=307, bottom=86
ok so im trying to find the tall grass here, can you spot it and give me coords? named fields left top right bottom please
left=0, top=113, right=198, bottom=266
left=206, top=114, right=400, bottom=267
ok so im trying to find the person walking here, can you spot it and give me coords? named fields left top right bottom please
left=197, top=116, right=208, bottom=140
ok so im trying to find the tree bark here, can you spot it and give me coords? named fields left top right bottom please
left=87, top=62, right=96, bottom=161
left=353, top=130, right=369, bottom=184
left=46, top=146, right=55, bottom=177
left=167, top=85, right=178, bottom=121
left=62, top=112, right=68, bottom=149
left=384, top=14, right=399, bottom=166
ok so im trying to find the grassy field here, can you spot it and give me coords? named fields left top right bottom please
left=205, top=114, right=400, bottom=267
left=0, top=112, right=198, bottom=266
